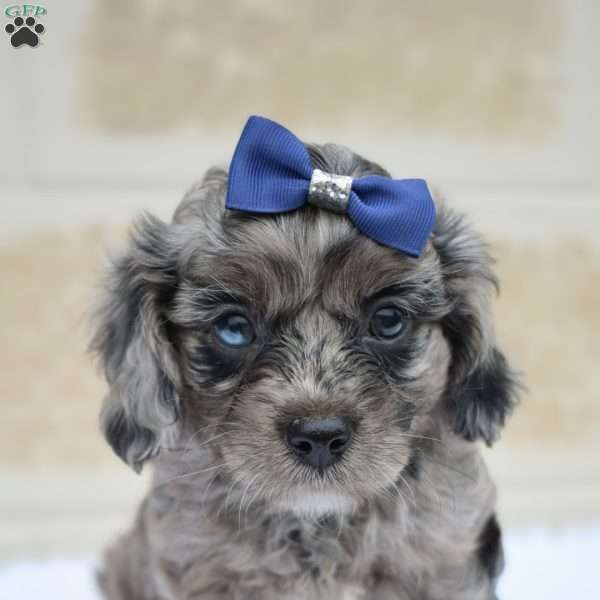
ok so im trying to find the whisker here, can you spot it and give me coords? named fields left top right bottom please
left=243, top=478, right=268, bottom=525
left=238, top=473, right=261, bottom=531
left=395, top=470, right=417, bottom=504
left=417, top=451, right=476, bottom=483
left=397, top=432, right=444, bottom=444
left=376, top=468, right=410, bottom=511
left=162, top=422, right=238, bottom=453
left=153, top=462, right=228, bottom=489
left=185, top=430, right=232, bottom=453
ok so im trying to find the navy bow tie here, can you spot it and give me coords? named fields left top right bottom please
left=226, top=116, right=436, bottom=257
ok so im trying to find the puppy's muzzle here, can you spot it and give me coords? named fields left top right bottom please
left=286, top=417, right=352, bottom=469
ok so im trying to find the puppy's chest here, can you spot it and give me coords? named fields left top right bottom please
left=155, top=521, right=373, bottom=600
left=150, top=496, right=394, bottom=599
left=264, top=516, right=381, bottom=587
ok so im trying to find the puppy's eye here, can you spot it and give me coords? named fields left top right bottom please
left=213, top=314, right=255, bottom=348
left=369, top=306, right=406, bottom=340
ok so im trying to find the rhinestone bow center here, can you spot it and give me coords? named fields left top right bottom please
left=307, top=169, right=352, bottom=214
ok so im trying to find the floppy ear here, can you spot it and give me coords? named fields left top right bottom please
left=90, top=214, right=181, bottom=471
left=433, top=206, right=519, bottom=445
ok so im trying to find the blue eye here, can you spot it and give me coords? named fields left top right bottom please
left=370, top=306, right=406, bottom=340
left=214, top=314, right=255, bottom=348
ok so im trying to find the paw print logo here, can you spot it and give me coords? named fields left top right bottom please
left=5, top=16, right=45, bottom=48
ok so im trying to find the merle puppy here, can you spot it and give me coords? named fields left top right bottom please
left=91, top=117, right=518, bottom=600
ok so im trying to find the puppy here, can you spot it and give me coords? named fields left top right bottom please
left=91, top=119, right=518, bottom=600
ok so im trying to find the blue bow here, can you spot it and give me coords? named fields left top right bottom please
left=226, top=116, right=436, bottom=257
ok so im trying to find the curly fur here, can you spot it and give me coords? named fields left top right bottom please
left=91, top=141, right=519, bottom=600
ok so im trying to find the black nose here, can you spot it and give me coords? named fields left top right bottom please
left=286, top=417, right=352, bottom=469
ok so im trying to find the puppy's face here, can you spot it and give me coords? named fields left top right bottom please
left=92, top=149, right=517, bottom=517
left=172, top=208, right=451, bottom=514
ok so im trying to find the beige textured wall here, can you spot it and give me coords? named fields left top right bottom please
left=1, top=0, right=599, bottom=559
left=80, top=0, right=559, bottom=138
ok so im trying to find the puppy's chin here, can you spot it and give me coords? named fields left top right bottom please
left=275, top=489, right=357, bottom=518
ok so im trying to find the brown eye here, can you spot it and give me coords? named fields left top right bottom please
left=213, top=314, right=255, bottom=348
left=370, top=306, right=405, bottom=340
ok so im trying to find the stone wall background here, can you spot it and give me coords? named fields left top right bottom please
left=1, top=0, right=599, bottom=559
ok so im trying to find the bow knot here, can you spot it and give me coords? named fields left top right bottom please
left=308, top=169, right=352, bottom=214
left=226, top=116, right=436, bottom=257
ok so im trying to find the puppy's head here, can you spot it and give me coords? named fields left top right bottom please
left=91, top=144, right=517, bottom=516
